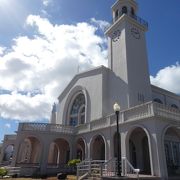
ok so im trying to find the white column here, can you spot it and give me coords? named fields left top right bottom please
left=108, top=137, right=113, bottom=160
left=121, top=132, right=127, bottom=159
left=40, top=140, right=51, bottom=175
left=11, top=136, right=24, bottom=166
left=87, top=142, right=91, bottom=159
left=150, top=132, right=168, bottom=178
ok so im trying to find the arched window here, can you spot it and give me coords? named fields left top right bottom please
left=122, top=6, right=127, bottom=14
left=69, top=93, right=85, bottom=126
left=171, top=104, right=179, bottom=109
left=153, top=98, right=163, bottom=104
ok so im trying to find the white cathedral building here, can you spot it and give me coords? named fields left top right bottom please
left=1, top=0, right=180, bottom=179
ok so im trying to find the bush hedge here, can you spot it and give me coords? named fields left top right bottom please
left=68, top=159, right=81, bottom=167
left=0, top=167, right=8, bottom=178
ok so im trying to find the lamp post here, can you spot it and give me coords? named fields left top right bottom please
left=113, top=102, right=121, bottom=177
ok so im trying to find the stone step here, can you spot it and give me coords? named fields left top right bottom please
left=102, top=176, right=161, bottom=180
left=86, top=178, right=101, bottom=180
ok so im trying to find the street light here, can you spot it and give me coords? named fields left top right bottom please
left=113, top=102, right=121, bottom=177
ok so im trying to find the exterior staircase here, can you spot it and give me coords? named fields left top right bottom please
left=77, top=160, right=104, bottom=180
left=77, top=158, right=160, bottom=180
left=89, top=161, right=101, bottom=180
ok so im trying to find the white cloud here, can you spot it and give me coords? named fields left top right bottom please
left=0, top=92, right=51, bottom=121
left=91, top=18, right=110, bottom=31
left=42, top=0, right=52, bottom=7
left=0, top=15, right=108, bottom=122
left=0, top=46, right=6, bottom=55
left=5, top=123, right=11, bottom=129
left=150, top=62, right=180, bottom=94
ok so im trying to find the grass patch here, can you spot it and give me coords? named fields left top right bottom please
left=0, top=177, right=57, bottom=180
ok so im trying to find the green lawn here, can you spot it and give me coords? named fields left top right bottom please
left=0, top=175, right=76, bottom=180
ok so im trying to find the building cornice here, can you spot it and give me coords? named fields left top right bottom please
left=58, top=65, right=109, bottom=101
left=151, top=84, right=180, bottom=100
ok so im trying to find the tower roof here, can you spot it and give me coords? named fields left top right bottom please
left=111, top=0, right=138, bottom=11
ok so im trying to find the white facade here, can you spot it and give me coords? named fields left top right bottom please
left=1, top=0, right=180, bottom=179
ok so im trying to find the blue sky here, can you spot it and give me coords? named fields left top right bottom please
left=0, top=0, right=180, bottom=142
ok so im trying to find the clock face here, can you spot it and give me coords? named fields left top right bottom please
left=131, top=27, right=140, bottom=39
left=112, top=29, right=121, bottom=42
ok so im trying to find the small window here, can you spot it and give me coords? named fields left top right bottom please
left=153, top=98, right=163, bottom=104
left=122, top=6, right=127, bottom=14
left=131, top=7, right=135, bottom=16
left=115, top=10, right=119, bottom=20
left=171, top=104, right=179, bottom=109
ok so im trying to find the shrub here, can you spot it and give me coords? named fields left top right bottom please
left=68, top=159, right=81, bottom=167
left=0, top=167, right=8, bottom=178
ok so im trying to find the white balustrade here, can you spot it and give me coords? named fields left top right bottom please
left=19, top=102, right=180, bottom=135
left=49, top=124, right=75, bottom=134
left=76, top=124, right=90, bottom=134
left=123, top=102, right=154, bottom=122
left=20, top=123, right=75, bottom=135
left=153, top=102, right=180, bottom=121
left=90, top=117, right=110, bottom=131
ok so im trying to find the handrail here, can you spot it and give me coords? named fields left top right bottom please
left=77, top=159, right=105, bottom=180
left=122, top=157, right=140, bottom=179
left=100, top=158, right=117, bottom=177
left=77, top=159, right=91, bottom=180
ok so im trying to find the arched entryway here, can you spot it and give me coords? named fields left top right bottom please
left=18, top=137, right=41, bottom=164
left=76, top=138, right=86, bottom=160
left=48, top=138, right=70, bottom=165
left=2, top=144, right=14, bottom=164
left=91, top=135, right=105, bottom=160
left=164, top=127, right=180, bottom=177
left=48, top=142, right=59, bottom=165
left=113, top=132, right=121, bottom=158
left=127, top=127, right=151, bottom=174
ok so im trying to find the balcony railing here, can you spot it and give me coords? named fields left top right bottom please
left=130, top=14, right=148, bottom=28
left=19, top=123, right=75, bottom=135
left=105, top=13, right=148, bottom=32
left=18, top=102, right=180, bottom=135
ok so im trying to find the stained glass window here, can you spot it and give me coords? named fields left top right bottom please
left=69, top=93, right=85, bottom=126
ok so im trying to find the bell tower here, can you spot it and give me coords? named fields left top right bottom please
left=105, top=0, right=152, bottom=107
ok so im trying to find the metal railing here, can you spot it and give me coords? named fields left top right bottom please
left=4, top=166, right=21, bottom=177
left=105, top=13, right=148, bottom=32
left=122, top=157, right=140, bottom=179
left=130, top=14, right=148, bottom=28
left=77, top=159, right=91, bottom=180
left=100, top=158, right=117, bottom=177
left=77, top=158, right=139, bottom=179
left=77, top=160, right=105, bottom=180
